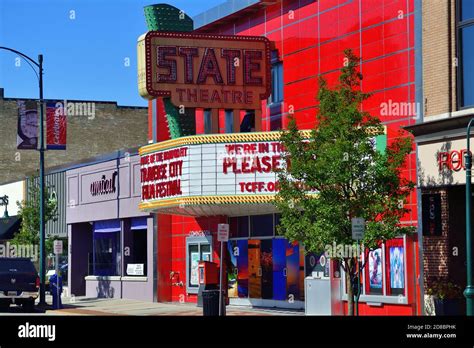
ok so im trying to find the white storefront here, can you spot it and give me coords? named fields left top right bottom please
left=0, top=180, right=25, bottom=216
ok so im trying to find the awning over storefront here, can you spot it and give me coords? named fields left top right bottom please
left=131, top=217, right=148, bottom=230
left=93, top=219, right=121, bottom=233
left=0, top=216, right=21, bottom=241
left=405, top=113, right=474, bottom=138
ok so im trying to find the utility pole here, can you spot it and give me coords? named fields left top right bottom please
left=0, top=47, right=47, bottom=307
left=464, top=118, right=474, bottom=316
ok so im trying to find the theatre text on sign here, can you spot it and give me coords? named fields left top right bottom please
left=137, top=32, right=271, bottom=109
left=140, top=140, right=284, bottom=204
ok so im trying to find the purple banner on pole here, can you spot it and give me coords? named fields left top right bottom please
left=17, top=100, right=38, bottom=150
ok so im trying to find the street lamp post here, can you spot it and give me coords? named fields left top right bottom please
left=465, top=118, right=474, bottom=316
left=0, top=47, right=47, bottom=307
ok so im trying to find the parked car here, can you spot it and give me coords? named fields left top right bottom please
left=0, top=257, right=39, bottom=312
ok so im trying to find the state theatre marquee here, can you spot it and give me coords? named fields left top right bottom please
left=138, top=132, right=303, bottom=216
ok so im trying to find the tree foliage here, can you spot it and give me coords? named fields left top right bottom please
left=275, top=49, right=415, bottom=314
left=11, top=180, right=58, bottom=254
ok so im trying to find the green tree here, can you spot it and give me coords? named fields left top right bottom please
left=11, top=180, right=58, bottom=256
left=275, top=49, right=415, bottom=315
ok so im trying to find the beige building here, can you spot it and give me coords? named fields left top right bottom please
left=0, top=88, right=148, bottom=184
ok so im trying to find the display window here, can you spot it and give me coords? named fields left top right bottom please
left=341, top=236, right=407, bottom=303
left=365, top=247, right=383, bottom=295
left=227, top=214, right=305, bottom=303
left=124, top=217, right=148, bottom=277
left=91, top=219, right=121, bottom=277
left=385, top=239, right=405, bottom=296
left=229, top=216, right=249, bottom=238
left=250, top=214, right=274, bottom=237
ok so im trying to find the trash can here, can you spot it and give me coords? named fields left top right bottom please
left=202, top=289, right=225, bottom=316
left=49, top=273, right=63, bottom=309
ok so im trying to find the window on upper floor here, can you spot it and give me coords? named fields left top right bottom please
left=458, top=0, right=474, bottom=108
left=268, top=50, right=284, bottom=105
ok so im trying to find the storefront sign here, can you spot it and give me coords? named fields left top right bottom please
left=137, top=32, right=271, bottom=109
left=90, top=171, right=118, bottom=197
left=422, top=194, right=442, bottom=236
left=418, top=139, right=474, bottom=186
left=438, top=149, right=469, bottom=171
left=188, top=230, right=211, bottom=237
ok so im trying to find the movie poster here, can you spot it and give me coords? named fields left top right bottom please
left=389, top=246, right=405, bottom=293
left=236, top=240, right=248, bottom=298
left=17, top=100, right=38, bottom=150
left=368, top=248, right=383, bottom=294
left=227, top=241, right=238, bottom=298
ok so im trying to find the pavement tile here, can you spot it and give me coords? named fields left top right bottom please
left=38, top=297, right=304, bottom=316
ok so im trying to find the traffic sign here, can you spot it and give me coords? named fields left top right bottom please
left=351, top=218, right=365, bottom=240
left=53, top=240, right=63, bottom=255
left=217, top=224, right=229, bottom=242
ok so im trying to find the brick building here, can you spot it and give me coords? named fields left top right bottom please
left=407, top=0, right=474, bottom=313
left=0, top=87, right=148, bottom=184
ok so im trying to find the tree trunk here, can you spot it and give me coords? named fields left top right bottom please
left=345, top=258, right=354, bottom=316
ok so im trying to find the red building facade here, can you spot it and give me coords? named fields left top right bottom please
left=144, top=0, right=421, bottom=315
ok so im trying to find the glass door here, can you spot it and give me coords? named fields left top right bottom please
left=272, top=238, right=287, bottom=301
left=260, top=239, right=273, bottom=299
left=286, top=241, right=300, bottom=300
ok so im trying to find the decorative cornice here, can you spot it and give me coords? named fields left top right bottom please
left=139, top=126, right=387, bottom=156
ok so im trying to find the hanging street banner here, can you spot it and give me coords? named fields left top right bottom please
left=137, top=31, right=272, bottom=110
left=46, top=102, right=67, bottom=150
left=17, top=100, right=38, bottom=150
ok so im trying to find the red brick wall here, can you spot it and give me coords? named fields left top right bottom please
left=422, top=189, right=449, bottom=287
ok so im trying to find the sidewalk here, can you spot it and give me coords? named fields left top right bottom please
left=42, top=296, right=305, bottom=316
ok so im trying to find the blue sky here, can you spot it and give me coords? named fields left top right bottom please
left=0, top=0, right=225, bottom=106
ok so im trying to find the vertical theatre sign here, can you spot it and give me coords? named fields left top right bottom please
left=137, top=32, right=271, bottom=109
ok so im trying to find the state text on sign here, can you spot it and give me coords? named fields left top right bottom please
left=137, top=32, right=271, bottom=109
